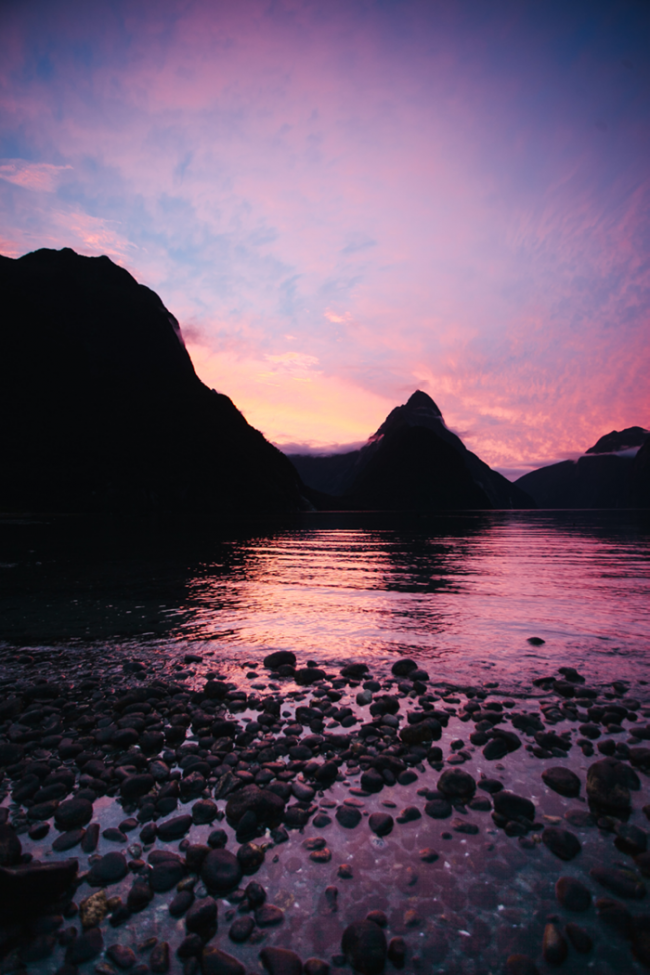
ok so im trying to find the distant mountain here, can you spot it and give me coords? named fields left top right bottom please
left=0, top=248, right=305, bottom=514
left=287, top=391, right=534, bottom=510
left=585, top=427, right=649, bottom=454
left=514, top=427, right=650, bottom=509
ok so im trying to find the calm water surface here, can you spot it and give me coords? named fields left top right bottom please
left=1, top=510, right=648, bottom=689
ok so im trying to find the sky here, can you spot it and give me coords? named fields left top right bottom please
left=1, top=0, right=649, bottom=478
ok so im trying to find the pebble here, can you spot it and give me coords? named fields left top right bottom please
left=201, top=946, right=245, bottom=975
left=229, top=915, right=254, bottom=942
left=341, top=919, right=387, bottom=975
left=542, top=827, right=581, bottom=861
left=255, top=904, right=284, bottom=926
left=87, top=852, right=128, bottom=886
left=150, top=942, right=170, bottom=973
left=542, top=922, right=568, bottom=964
left=54, top=797, right=93, bottom=831
left=260, top=947, right=303, bottom=975
left=565, top=922, right=593, bottom=953
left=368, top=812, right=393, bottom=836
left=106, top=945, right=137, bottom=970
left=590, top=866, right=646, bottom=899
left=542, top=766, right=581, bottom=797
left=336, top=805, right=361, bottom=828
left=555, top=876, right=592, bottom=911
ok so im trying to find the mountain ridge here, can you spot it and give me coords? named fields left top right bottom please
left=0, top=247, right=305, bottom=514
left=287, top=391, right=534, bottom=510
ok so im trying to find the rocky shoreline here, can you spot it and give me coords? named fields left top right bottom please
left=1, top=644, right=649, bottom=975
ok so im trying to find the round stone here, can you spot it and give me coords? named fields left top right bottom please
left=54, top=798, right=93, bottom=831
left=556, top=876, right=592, bottom=911
left=542, top=827, right=581, bottom=861
left=368, top=813, right=394, bottom=837
left=493, top=791, right=535, bottom=823
left=259, top=947, right=302, bottom=975
left=229, top=916, right=254, bottom=943
left=202, top=947, right=246, bottom=975
left=87, top=852, right=128, bottom=886
left=151, top=860, right=184, bottom=892
left=437, top=769, right=476, bottom=801
left=542, top=767, right=581, bottom=797
left=341, top=919, right=387, bottom=975
left=201, top=849, right=242, bottom=893
left=336, top=805, right=362, bottom=829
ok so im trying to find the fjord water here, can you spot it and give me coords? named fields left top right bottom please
left=1, top=510, right=649, bottom=690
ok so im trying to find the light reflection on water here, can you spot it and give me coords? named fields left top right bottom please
left=1, top=511, right=649, bottom=687
left=172, top=513, right=650, bottom=685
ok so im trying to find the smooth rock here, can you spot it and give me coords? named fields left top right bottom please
left=590, top=866, right=646, bottom=899
left=151, top=859, right=184, bottom=892
left=260, top=947, right=303, bottom=975
left=565, top=922, right=593, bottom=954
left=387, top=937, right=405, bottom=970
left=0, top=823, right=22, bottom=866
left=87, top=852, right=128, bottom=886
left=542, top=827, right=581, bottom=861
left=336, top=805, right=362, bottom=829
left=586, top=759, right=633, bottom=814
left=66, top=927, right=103, bottom=964
left=437, top=769, right=476, bottom=801
left=341, top=919, right=387, bottom=975
left=225, top=784, right=285, bottom=826
left=150, top=942, right=170, bottom=973
left=0, top=859, right=78, bottom=913
left=106, top=945, right=137, bottom=970
left=201, top=849, right=242, bottom=893
left=157, top=815, right=193, bottom=841
left=201, top=946, right=246, bottom=975
left=555, top=876, right=592, bottom=911
left=185, top=896, right=217, bottom=933
left=542, top=767, right=581, bottom=797
left=369, top=813, right=394, bottom=837
left=543, top=922, right=568, bottom=965
left=255, top=904, right=284, bottom=926
left=228, top=916, right=254, bottom=943
left=424, top=798, right=452, bottom=819
left=127, top=882, right=153, bottom=913
left=54, top=798, right=93, bottom=831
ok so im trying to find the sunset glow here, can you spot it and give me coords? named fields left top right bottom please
left=1, top=0, right=648, bottom=475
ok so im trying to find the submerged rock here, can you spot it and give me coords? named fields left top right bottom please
left=542, top=766, right=581, bottom=797
left=260, top=947, right=303, bottom=975
left=341, top=919, right=387, bottom=975
left=586, top=759, right=635, bottom=815
left=542, top=827, right=581, bottom=861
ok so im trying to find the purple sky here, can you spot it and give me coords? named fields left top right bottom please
left=1, top=0, right=649, bottom=477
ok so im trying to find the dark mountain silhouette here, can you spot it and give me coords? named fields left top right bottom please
left=0, top=248, right=304, bottom=514
left=287, top=391, right=534, bottom=510
left=514, top=427, right=650, bottom=508
left=585, top=427, right=649, bottom=454
left=630, top=438, right=650, bottom=507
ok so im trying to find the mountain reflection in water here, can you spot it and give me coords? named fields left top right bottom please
left=1, top=511, right=649, bottom=689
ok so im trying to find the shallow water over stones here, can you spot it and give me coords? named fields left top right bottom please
left=0, top=650, right=649, bottom=975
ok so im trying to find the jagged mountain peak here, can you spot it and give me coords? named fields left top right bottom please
left=405, top=389, right=443, bottom=415
left=371, top=389, right=445, bottom=442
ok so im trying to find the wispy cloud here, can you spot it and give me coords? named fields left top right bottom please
left=0, top=159, right=72, bottom=191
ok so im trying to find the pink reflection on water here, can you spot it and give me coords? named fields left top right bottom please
left=174, top=514, right=650, bottom=688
